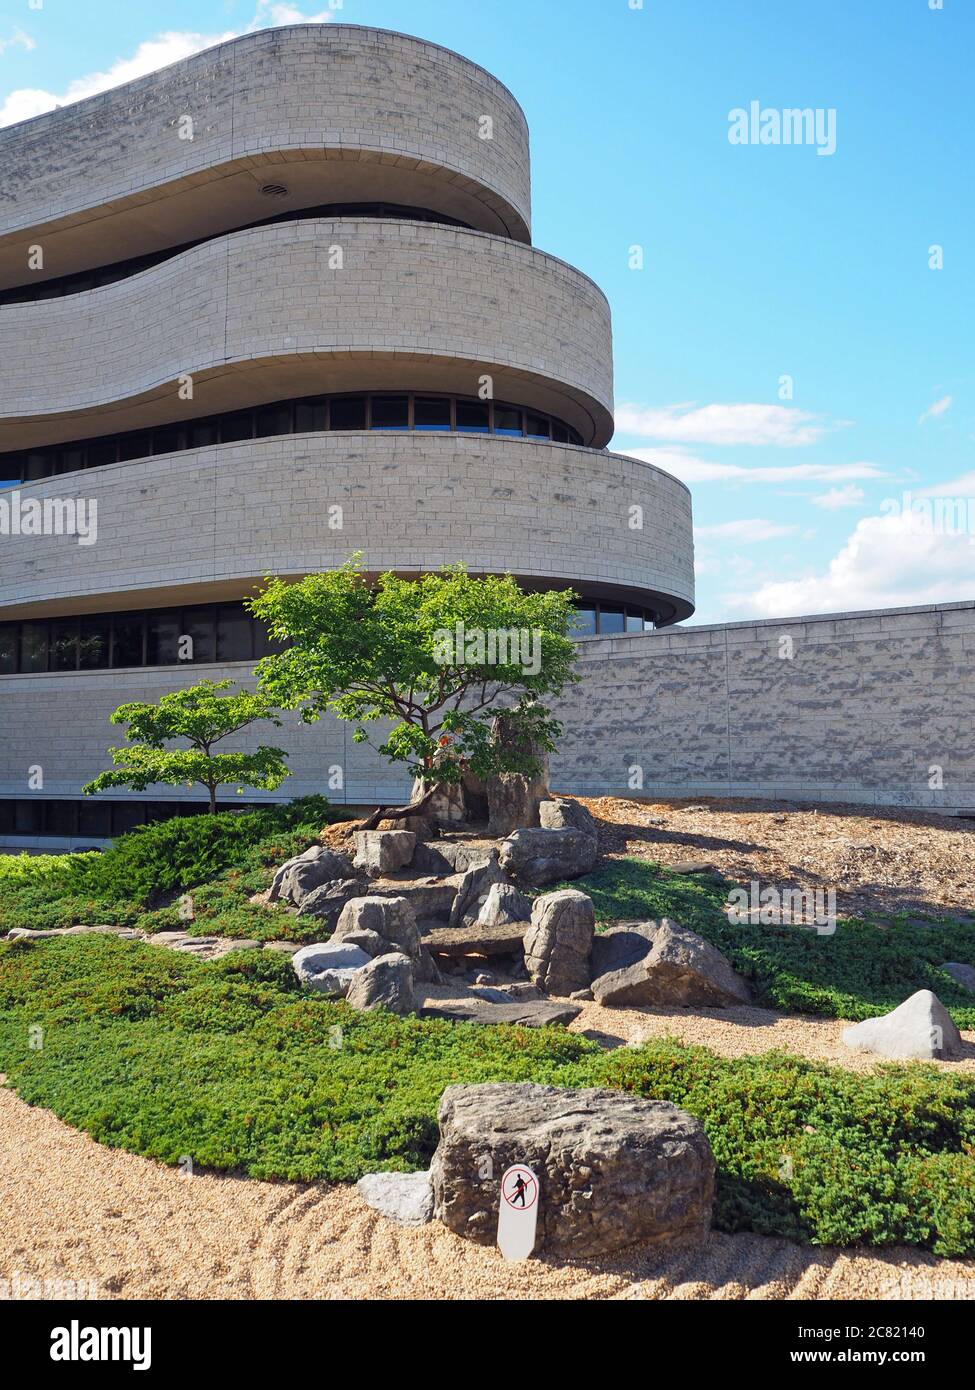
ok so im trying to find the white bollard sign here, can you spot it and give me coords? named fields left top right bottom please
left=497, top=1163, right=539, bottom=1262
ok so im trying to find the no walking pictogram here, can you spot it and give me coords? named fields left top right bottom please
left=497, top=1164, right=539, bottom=1261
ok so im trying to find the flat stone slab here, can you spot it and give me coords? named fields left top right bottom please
left=417, top=992, right=581, bottom=1028
left=422, top=922, right=528, bottom=957
left=356, top=1170, right=434, bottom=1227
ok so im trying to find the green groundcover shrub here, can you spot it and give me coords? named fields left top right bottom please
left=0, top=797, right=345, bottom=938
left=1, top=934, right=974, bottom=1256
left=558, top=859, right=975, bottom=1030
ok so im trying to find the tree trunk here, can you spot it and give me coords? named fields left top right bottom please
left=207, top=783, right=217, bottom=814
left=359, top=782, right=441, bottom=832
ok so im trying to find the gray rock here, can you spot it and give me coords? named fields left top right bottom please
left=842, top=990, right=964, bottom=1060
left=353, top=830, right=416, bottom=876
left=262, top=941, right=301, bottom=956
left=590, top=922, right=656, bottom=978
left=591, top=919, right=750, bottom=1008
left=450, top=851, right=504, bottom=927
left=331, top=928, right=387, bottom=958
left=484, top=713, right=550, bottom=836
left=523, top=889, right=595, bottom=996
left=269, top=844, right=356, bottom=906
left=422, top=922, right=528, bottom=957
left=418, top=995, right=581, bottom=1028
left=297, top=877, right=370, bottom=927
left=539, top=797, right=598, bottom=839
left=292, top=940, right=372, bottom=996
left=335, top=895, right=421, bottom=956
left=943, top=962, right=975, bottom=994
left=411, top=839, right=495, bottom=876
left=345, top=952, right=415, bottom=1014
left=475, top=881, right=532, bottom=927
left=431, top=1083, right=714, bottom=1257
left=334, top=894, right=439, bottom=983
left=498, top=827, right=598, bottom=887
left=356, top=1170, right=434, bottom=1226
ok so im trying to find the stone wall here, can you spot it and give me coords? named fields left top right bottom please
left=2, top=601, right=972, bottom=849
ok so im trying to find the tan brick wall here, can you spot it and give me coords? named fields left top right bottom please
left=0, top=219, right=613, bottom=445
left=0, top=24, right=531, bottom=245
left=0, top=434, right=693, bottom=617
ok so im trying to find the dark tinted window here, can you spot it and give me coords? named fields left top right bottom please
left=456, top=401, right=490, bottom=433
left=152, top=427, right=183, bottom=456
left=330, top=397, right=367, bottom=430
left=599, top=605, right=625, bottom=634
left=20, top=622, right=48, bottom=672
left=111, top=613, right=144, bottom=668
left=217, top=605, right=253, bottom=662
left=117, top=433, right=151, bottom=462
left=181, top=608, right=216, bottom=664
left=44, top=800, right=78, bottom=836
left=15, top=800, right=43, bottom=834
left=78, top=800, right=112, bottom=837
left=494, top=405, right=523, bottom=436
left=111, top=802, right=145, bottom=835
left=370, top=396, right=409, bottom=429
left=414, top=397, right=451, bottom=430
left=146, top=609, right=181, bottom=665
left=88, top=439, right=118, bottom=468
left=572, top=607, right=597, bottom=638
left=220, top=413, right=254, bottom=444
left=49, top=618, right=79, bottom=671
left=0, top=626, right=17, bottom=674
left=26, top=451, right=53, bottom=480
left=79, top=615, right=111, bottom=669
left=189, top=421, right=219, bottom=449
left=295, top=400, right=328, bottom=433
left=526, top=413, right=551, bottom=439
left=256, top=403, right=293, bottom=437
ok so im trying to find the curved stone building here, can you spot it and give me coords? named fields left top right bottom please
left=0, top=23, right=695, bottom=845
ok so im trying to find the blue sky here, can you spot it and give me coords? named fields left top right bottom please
left=1, top=0, right=971, bottom=624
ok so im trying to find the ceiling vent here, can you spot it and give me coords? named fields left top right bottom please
left=260, top=183, right=289, bottom=198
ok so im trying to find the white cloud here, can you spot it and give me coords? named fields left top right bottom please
left=0, top=27, right=35, bottom=56
left=919, top=394, right=953, bottom=424
left=0, top=4, right=333, bottom=127
left=627, top=445, right=888, bottom=487
left=695, top=519, right=798, bottom=543
left=919, top=470, right=975, bottom=498
left=615, top=402, right=840, bottom=447
left=723, top=510, right=975, bottom=619
left=811, top=484, right=866, bottom=510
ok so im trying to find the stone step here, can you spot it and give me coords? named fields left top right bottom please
left=417, top=993, right=581, bottom=1028
left=368, top=876, right=460, bottom=920
left=422, top=921, right=529, bottom=957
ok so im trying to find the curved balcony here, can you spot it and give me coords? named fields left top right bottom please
left=0, top=434, right=695, bottom=624
left=0, top=25, right=531, bottom=293
left=0, top=219, right=614, bottom=450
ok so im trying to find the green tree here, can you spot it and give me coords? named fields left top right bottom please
left=248, top=558, right=580, bottom=827
left=83, top=679, right=289, bottom=814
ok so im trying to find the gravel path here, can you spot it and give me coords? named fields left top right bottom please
left=569, top=1000, right=975, bottom=1072
left=2, top=1089, right=972, bottom=1301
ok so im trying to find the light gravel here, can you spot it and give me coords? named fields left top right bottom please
left=1, top=1089, right=972, bottom=1301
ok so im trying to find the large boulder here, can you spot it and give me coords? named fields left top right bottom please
left=943, top=962, right=975, bottom=994
left=431, top=1083, right=714, bottom=1256
left=591, top=919, right=750, bottom=1008
left=450, top=851, right=504, bottom=927
left=475, top=881, right=532, bottom=927
left=523, top=890, right=594, bottom=996
left=484, top=712, right=550, bottom=837
left=292, top=940, right=371, bottom=996
left=345, top=952, right=415, bottom=1015
left=842, top=990, right=964, bottom=1060
left=268, top=844, right=356, bottom=907
left=297, top=877, right=370, bottom=928
left=539, top=798, right=598, bottom=840
left=498, top=827, right=597, bottom=887
left=334, top=894, right=439, bottom=983
left=356, top=1171, right=434, bottom=1227
left=353, top=830, right=416, bottom=877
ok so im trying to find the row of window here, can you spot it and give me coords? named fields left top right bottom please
left=0, top=602, right=283, bottom=675
left=0, top=798, right=267, bottom=840
left=0, top=201, right=472, bottom=308
left=573, top=603, right=659, bottom=635
left=0, top=393, right=583, bottom=484
left=0, top=597, right=659, bottom=676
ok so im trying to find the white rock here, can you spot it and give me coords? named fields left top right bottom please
left=841, top=989, right=964, bottom=1060
left=291, top=941, right=371, bottom=996
left=356, top=1170, right=434, bottom=1227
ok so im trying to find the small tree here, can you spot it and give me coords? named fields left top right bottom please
left=248, top=558, right=580, bottom=827
left=82, top=679, right=290, bottom=814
